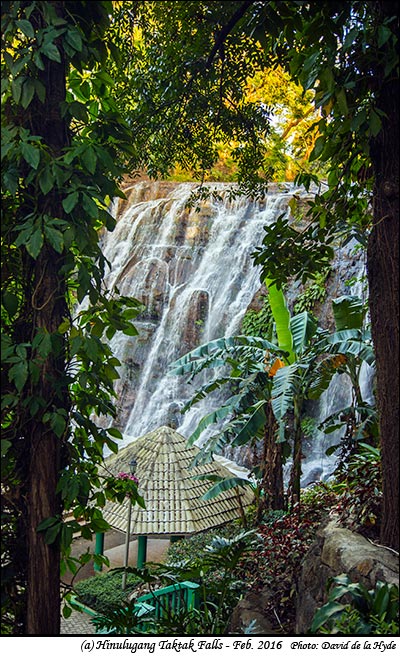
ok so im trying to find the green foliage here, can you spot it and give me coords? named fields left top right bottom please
left=253, top=212, right=336, bottom=287
left=74, top=571, right=141, bottom=616
left=241, top=295, right=274, bottom=340
left=193, top=473, right=253, bottom=502
left=165, top=523, right=245, bottom=566
left=331, top=443, right=382, bottom=539
left=75, top=524, right=257, bottom=635
left=301, top=415, right=319, bottom=440
left=90, top=597, right=155, bottom=635
left=293, top=268, right=330, bottom=315
left=250, top=1, right=397, bottom=286
left=105, top=529, right=259, bottom=635
left=114, top=1, right=273, bottom=196
left=311, top=575, right=399, bottom=635
left=266, top=280, right=294, bottom=362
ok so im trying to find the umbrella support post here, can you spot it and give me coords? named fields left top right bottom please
left=94, top=532, right=104, bottom=572
left=137, top=535, right=147, bottom=568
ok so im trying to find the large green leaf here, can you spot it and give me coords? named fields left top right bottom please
left=307, top=356, right=338, bottom=399
left=187, top=404, right=236, bottom=446
left=336, top=340, right=375, bottom=366
left=265, top=280, right=294, bottom=362
left=310, top=601, right=347, bottom=633
left=290, top=311, right=317, bottom=355
left=231, top=400, right=268, bottom=446
left=324, top=328, right=361, bottom=344
left=270, top=363, right=300, bottom=421
left=199, top=476, right=252, bottom=501
left=323, top=329, right=375, bottom=366
left=332, top=295, right=365, bottom=331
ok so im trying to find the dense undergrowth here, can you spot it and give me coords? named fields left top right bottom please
left=71, top=443, right=398, bottom=636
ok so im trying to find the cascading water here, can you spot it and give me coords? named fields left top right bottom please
left=100, top=180, right=373, bottom=483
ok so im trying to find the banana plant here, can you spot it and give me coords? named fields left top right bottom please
left=265, top=280, right=319, bottom=505
left=169, top=334, right=287, bottom=512
left=308, top=295, right=376, bottom=457
left=266, top=285, right=375, bottom=505
left=169, top=286, right=374, bottom=512
left=169, top=334, right=284, bottom=461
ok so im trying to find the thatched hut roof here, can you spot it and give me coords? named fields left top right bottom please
left=101, top=425, right=254, bottom=537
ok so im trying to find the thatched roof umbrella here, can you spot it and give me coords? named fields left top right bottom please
left=97, top=425, right=254, bottom=567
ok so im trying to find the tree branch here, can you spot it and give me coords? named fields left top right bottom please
left=206, top=0, right=254, bottom=69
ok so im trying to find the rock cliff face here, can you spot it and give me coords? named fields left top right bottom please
left=295, top=519, right=399, bottom=633
left=99, top=180, right=371, bottom=480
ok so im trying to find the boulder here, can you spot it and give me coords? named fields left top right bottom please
left=228, top=588, right=279, bottom=635
left=295, top=518, right=399, bottom=633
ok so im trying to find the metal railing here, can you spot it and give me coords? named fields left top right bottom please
left=70, top=581, right=199, bottom=634
left=136, top=581, right=199, bottom=621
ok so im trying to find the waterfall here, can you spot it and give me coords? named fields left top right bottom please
left=99, top=180, right=372, bottom=482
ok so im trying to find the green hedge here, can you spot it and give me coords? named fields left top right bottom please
left=74, top=571, right=141, bottom=615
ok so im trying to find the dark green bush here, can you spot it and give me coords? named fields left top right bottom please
left=74, top=571, right=141, bottom=614
left=331, top=442, right=382, bottom=540
left=165, top=522, right=243, bottom=565
left=311, top=574, right=399, bottom=635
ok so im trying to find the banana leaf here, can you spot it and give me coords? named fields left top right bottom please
left=265, top=280, right=294, bottom=363
left=332, top=295, right=366, bottom=331
left=270, top=362, right=301, bottom=421
left=290, top=310, right=317, bottom=355
left=192, top=475, right=252, bottom=501
left=231, top=400, right=268, bottom=446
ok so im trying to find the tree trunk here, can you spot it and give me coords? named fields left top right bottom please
left=258, top=403, right=285, bottom=520
left=367, top=3, right=399, bottom=550
left=24, top=249, right=68, bottom=635
left=19, top=3, right=70, bottom=633
left=288, top=398, right=303, bottom=510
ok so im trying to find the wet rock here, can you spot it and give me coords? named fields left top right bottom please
left=182, top=290, right=209, bottom=352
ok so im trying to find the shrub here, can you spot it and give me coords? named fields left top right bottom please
left=331, top=442, right=382, bottom=540
left=311, top=574, right=399, bottom=635
left=165, top=522, right=242, bottom=565
left=239, top=488, right=338, bottom=632
left=74, top=571, right=141, bottom=615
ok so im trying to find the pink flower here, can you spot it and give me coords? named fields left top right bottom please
left=117, top=471, right=139, bottom=485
